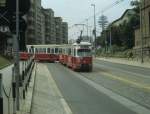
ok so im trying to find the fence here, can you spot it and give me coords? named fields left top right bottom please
left=0, top=73, right=3, bottom=114
left=1, top=55, right=35, bottom=114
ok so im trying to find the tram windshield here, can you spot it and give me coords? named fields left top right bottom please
left=77, top=49, right=92, bottom=57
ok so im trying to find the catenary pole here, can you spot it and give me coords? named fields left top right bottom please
left=13, top=0, right=20, bottom=110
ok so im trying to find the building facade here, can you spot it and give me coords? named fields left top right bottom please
left=62, top=22, right=68, bottom=44
left=26, top=0, right=68, bottom=45
left=55, top=17, right=63, bottom=44
left=26, top=0, right=44, bottom=45
left=134, top=0, right=150, bottom=60
left=43, top=9, right=56, bottom=44
left=41, top=9, right=45, bottom=44
left=141, top=0, right=150, bottom=48
left=26, top=0, right=36, bottom=44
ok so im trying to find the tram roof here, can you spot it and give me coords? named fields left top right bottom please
left=27, top=42, right=91, bottom=48
left=27, top=44, right=70, bottom=48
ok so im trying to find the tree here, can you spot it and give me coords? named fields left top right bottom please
left=98, top=14, right=108, bottom=31
left=130, top=0, right=140, bottom=13
left=96, top=1, right=140, bottom=52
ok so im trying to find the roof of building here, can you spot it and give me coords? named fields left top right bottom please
left=111, top=9, right=136, bottom=26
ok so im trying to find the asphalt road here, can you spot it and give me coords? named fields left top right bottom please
left=94, top=59, right=150, bottom=78
left=88, top=60, right=150, bottom=109
left=47, top=63, right=139, bottom=114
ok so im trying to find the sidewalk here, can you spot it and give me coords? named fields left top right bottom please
left=0, top=62, right=35, bottom=114
left=31, top=63, right=72, bottom=114
left=96, top=57, right=150, bottom=69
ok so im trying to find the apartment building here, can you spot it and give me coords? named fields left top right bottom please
left=43, top=8, right=56, bottom=44
left=62, top=22, right=68, bottom=44
left=26, top=0, right=44, bottom=44
left=26, top=0, right=68, bottom=45
left=55, top=17, right=63, bottom=44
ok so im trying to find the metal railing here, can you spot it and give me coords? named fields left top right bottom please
left=1, top=55, right=35, bottom=114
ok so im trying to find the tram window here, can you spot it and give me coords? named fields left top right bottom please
left=51, top=48, right=54, bottom=54
left=36, top=48, right=38, bottom=53
left=77, top=49, right=92, bottom=57
left=59, top=48, right=62, bottom=54
left=74, top=49, right=76, bottom=56
left=66, top=48, right=69, bottom=55
left=68, top=48, right=71, bottom=55
left=39, top=48, right=42, bottom=53
left=47, top=48, right=51, bottom=53
left=55, top=48, right=58, bottom=54
left=29, top=49, right=32, bottom=53
left=43, top=48, right=46, bottom=53
left=71, top=48, right=74, bottom=56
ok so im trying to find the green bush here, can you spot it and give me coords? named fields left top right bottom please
left=96, top=47, right=134, bottom=58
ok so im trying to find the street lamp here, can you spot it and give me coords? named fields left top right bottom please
left=86, top=19, right=89, bottom=38
left=91, top=4, right=97, bottom=56
left=14, top=0, right=20, bottom=111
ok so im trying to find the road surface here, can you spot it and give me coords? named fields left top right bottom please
left=46, top=60, right=150, bottom=114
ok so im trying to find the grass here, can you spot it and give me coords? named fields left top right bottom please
left=0, top=55, right=11, bottom=69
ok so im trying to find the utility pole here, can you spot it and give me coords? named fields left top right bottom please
left=86, top=19, right=89, bottom=40
left=13, top=0, right=20, bottom=110
left=140, top=0, right=144, bottom=63
left=91, top=4, right=97, bottom=56
left=0, top=74, right=3, bottom=114
left=109, top=26, right=112, bottom=53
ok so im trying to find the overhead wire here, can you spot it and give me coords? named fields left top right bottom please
left=69, top=0, right=126, bottom=30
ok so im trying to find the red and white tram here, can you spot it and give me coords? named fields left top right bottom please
left=20, top=42, right=93, bottom=72
left=26, top=45, right=60, bottom=62
left=58, top=42, right=93, bottom=71
left=64, top=42, right=93, bottom=71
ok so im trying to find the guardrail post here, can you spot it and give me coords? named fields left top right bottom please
left=0, top=73, right=3, bottom=114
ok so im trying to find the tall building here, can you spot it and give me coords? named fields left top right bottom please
left=26, top=0, right=44, bottom=45
left=62, top=22, right=68, bottom=44
left=41, top=9, right=45, bottom=44
left=55, top=17, right=63, bottom=44
left=26, top=0, right=36, bottom=44
left=43, top=9, right=56, bottom=44
left=26, top=1, right=68, bottom=45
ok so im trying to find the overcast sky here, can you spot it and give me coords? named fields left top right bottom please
left=42, top=0, right=132, bottom=39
